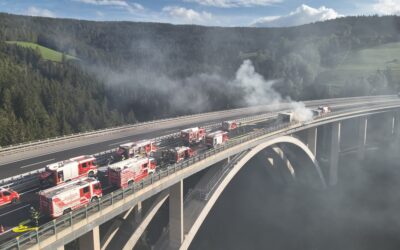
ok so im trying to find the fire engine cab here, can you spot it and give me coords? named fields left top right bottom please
left=161, top=146, right=195, bottom=164
left=0, top=188, right=20, bottom=207
left=39, top=155, right=97, bottom=187
left=108, top=156, right=157, bottom=189
left=180, top=127, right=206, bottom=145
left=39, top=177, right=102, bottom=218
left=222, top=121, right=240, bottom=131
left=205, top=130, right=229, bottom=148
left=113, top=140, right=157, bottom=161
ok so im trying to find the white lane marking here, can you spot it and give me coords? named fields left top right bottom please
left=108, top=140, right=131, bottom=147
left=20, top=158, right=55, bottom=169
left=0, top=204, right=30, bottom=217
left=20, top=188, right=39, bottom=195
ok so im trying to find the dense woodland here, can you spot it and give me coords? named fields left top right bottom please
left=0, top=13, right=399, bottom=145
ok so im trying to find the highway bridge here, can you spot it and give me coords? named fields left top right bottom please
left=0, top=95, right=399, bottom=250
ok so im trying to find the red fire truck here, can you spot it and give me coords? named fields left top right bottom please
left=0, top=188, right=20, bottom=207
left=180, top=127, right=206, bottom=145
left=222, top=121, right=240, bottom=131
left=113, top=140, right=157, bottom=161
left=39, top=155, right=97, bottom=187
left=205, top=130, right=229, bottom=148
left=38, top=177, right=102, bottom=218
left=161, top=146, right=196, bottom=164
left=108, top=156, right=157, bottom=189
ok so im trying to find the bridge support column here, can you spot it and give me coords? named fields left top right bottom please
left=169, top=180, right=183, bottom=248
left=57, top=245, right=65, bottom=250
left=271, top=146, right=295, bottom=178
left=79, top=226, right=100, bottom=250
left=307, top=127, right=317, bottom=156
left=357, top=117, right=368, bottom=160
left=329, top=122, right=341, bottom=186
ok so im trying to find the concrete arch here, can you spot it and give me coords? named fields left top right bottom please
left=180, top=135, right=326, bottom=249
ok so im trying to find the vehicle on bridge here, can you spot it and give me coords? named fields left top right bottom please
left=160, top=146, right=196, bottom=164
left=205, top=130, right=229, bottom=148
left=39, top=155, right=98, bottom=187
left=108, top=156, right=157, bottom=189
left=180, top=127, right=206, bottom=145
left=0, top=188, right=20, bottom=207
left=38, top=177, right=102, bottom=218
left=222, top=121, right=240, bottom=131
left=313, top=106, right=332, bottom=116
left=112, top=140, right=157, bottom=162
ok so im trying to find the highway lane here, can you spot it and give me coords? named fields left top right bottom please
left=0, top=96, right=396, bottom=180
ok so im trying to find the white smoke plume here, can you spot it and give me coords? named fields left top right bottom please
left=233, top=59, right=313, bottom=122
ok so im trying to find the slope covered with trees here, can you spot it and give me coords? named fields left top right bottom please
left=0, top=42, right=125, bottom=145
left=0, top=13, right=399, bottom=146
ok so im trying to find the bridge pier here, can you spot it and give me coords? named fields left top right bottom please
left=169, top=180, right=184, bottom=248
left=78, top=226, right=100, bottom=250
left=357, top=117, right=368, bottom=160
left=306, top=127, right=317, bottom=156
left=329, top=122, right=341, bottom=186
left=271, top=146, right=295, bottom=178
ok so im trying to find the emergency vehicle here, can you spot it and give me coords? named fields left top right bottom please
left=161, top=146, right=196, bottom=164
left=180, top=127, right=206, bottom=145
left=222, top=121, right=240, bottom=131
left=205, top=130, right=229, bottom=148
left=0, top=188, right=20, bottom=207
left=108, top=156, right=157, bottom=189
left=39, top=155, right=97, bottom=187
left=38, top=177, right=102, bottom=218
left=113, top=140, right=157, bottom=161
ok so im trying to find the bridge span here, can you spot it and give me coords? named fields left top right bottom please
left=0, top=96, right=399, bottom=250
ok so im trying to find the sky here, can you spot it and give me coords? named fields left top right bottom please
left=0, top=0, right=399, bottom=27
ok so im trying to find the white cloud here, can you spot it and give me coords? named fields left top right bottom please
left=75, top=0, right=144, bottom=13
left=185, top=0, right=281, bottom=8
left=25, top=6, right=56, bottom=18
left=372, top=0, right=400, bottom=15
left=252, top=4, right=342, bottom=27
left=162, top=6, right=212, bottom=24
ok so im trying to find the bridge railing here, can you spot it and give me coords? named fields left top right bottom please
left=3, top=103, right=398, bottom=250
left=0, top=105, right=274, bottom=156
left=0, top=119, right=297, bottom=250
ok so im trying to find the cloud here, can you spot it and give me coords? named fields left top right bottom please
left=75, top=0, right=144, bottom=13
left=372, top=0, right=400, bottom=15
left=162, top=6, right=212, bottom=24
left=25, top=6, right=56, bottom=18
left=185, top=0, right=282, bottom=8
left=252, top=4, right=342, bottom=27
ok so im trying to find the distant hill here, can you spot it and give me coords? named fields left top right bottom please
left=0, top=13, right=399, bottom=145
left=6, top=41, right=78, bottom=62
left=315, top=42, right=400, bottom=96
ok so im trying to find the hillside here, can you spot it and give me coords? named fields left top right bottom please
left=0, top=42, right=125, bottom=146
left=6, top=41, right=78, bottom=62
left=0, top=13, right=399, bottom=145
left=315, top=42, right=400, bottom=96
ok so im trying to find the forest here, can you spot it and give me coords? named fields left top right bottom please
left=0, top=13, right=399, bottom=146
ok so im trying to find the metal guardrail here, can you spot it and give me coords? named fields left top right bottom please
left=0, top=113, right=273, bottom=190
left=0, top=103, right=277, bottom=155
left=0, top=94, right=391, bottom=155
left=1, top=103, right=399, bottom=249
left=0, top=120, right=299, bottom=250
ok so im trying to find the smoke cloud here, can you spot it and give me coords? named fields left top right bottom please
left=232, top=59, right=313, bottom=122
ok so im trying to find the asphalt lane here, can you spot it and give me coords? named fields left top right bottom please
left=0, top=96, right=397, bottom=179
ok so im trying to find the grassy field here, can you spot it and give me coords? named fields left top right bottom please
left=6, top=41, right=78, bottom=62
left=317, top=42, right=400, bottom=86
